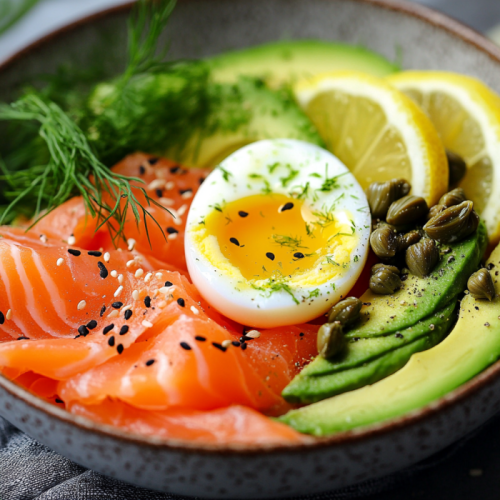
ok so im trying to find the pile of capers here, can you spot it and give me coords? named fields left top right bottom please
left=366, top=151, right=479, bottom=294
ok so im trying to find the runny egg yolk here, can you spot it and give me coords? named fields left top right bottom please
left=204, top=193, right=342, bottom=281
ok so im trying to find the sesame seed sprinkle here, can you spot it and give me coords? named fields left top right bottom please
left=108, top=310, right=119, bottom=318
left=132, top=290, right=140, bottom=301
left=155, top=273, right=163, bottom=279
left=119, top=325, right=129, bottom=335
left=125, top=310, right=133, bottom=320
left=142, top=320, right=153, bottom=328
left=127, top=239, right=136, bottom=251
left=212, top=342, right=227, bottom=352
left=78, top=325, right=89, bottom=336
left=104, top=252, right=110, bottom=263
left=0, top=312, right=4, bottom=325
left=117, top=344, right=124, bottom=355
left=68, top=249, right=81, bottom=257
left=245, top=330, right=261, bottom=339
left=266, top=252, right=275, bottom=261
left=167, top=233, right=178, bottom=241
left=108, top=336, right=115, bottom=347
left=103, top=324, right=114, bottom=335
left=114, top=286, right=124, bottom=297
left=39, top=234, right=47, bottom=243
left=118, top=274, right=124, bottom=284
left=148, top=179, right=166, bottom=190
left=144, top=296, right=151, bottom=308
left=97, top=261, right=108, bottom=279
left=230, top=237, right=240, bottom=246
left=87, top=320, right=98, bottom=330
left=77, top=300, right=87, bottom=310
left=178, top=204, right=188, bottom=216
left=145, top=359, right=155, bottom=366
left=111, top=270, right=118, bottom=278
left=238, top=211, right=248, bottom=218
left=195, top=335, right=206, bottom=342
left=164, top=281, right=173, bottom=287
left=180, top=341, right=192, bottom=351
left=177, top=298, right=185, bottom=307
left=6, top=309, right=12, bottom=320
left=112, top=302, right=123, bottom=309
left=221, top=339, right=232, bottom=348
left=160, top=197, right=175, bottom=206
left=241, top=343, right=248, bottom=351
left=166, top=227, right=178, bottom=234
left=126, top=260, right=135, bottom=268
left=280, top=202, right=294, bottom=212
left=135, top=269, right=144, bottom=278
left=68, top=235, right=76, bottom=245
left=57, top=258, right=64, bottom=266
left=100, top=305, right=106, bottom=317
left=165, top=181, right=174, bottom=190
left=88, top=251, right=102, bottom=257
left=144, top=273, right=153, bottom=283
left=190, top=306, right=199, bottom=315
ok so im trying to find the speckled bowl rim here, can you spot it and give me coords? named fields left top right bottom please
left=1, top=0, right=500, bottom=455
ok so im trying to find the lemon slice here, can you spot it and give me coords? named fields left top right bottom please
left=294, top=71, right=448, bottom=206
left=388, top=71, right=500, bottom=243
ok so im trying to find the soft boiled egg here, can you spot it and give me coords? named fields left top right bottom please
left=185, top=139, right=371, bottom=328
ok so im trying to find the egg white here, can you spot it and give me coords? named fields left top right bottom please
left=185, top=139, right=371, bottom=328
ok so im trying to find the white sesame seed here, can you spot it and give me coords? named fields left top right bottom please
left=155, top=273, right=163, bottom=279
left=165, top=181, right=175, bottom=190
left=160, top=197, right=175, bottom=206
left=159, top=286, right=173, bottom=295
left=118, top=274, right=124, bottom=284
left=126, top=260, right=135, bottom=268
left=110, top=270, right=118, bottom=278
left=134, top=255, right=142, bottom=262
left=181, top=191, right=193, bottom=200
left=174, top=216, right=183, bottom=226
left=104, top=252, right=110, bottom=263
left=56, top=258, right=64, bottom=267
left=122, top=304, right=132, bottom=312
left=68, top=235, right=76, bottom=245
left=39, top=234, right=48, bottom=243
left=177, top=204, right=188, bottom=216
left=132, top=290, right=140, bottom=301
left=114, top=285, right=124, bottom=297
left=135, top=269, right=144, bottom=278
left=77, top=300, right=87, bottom=311
left=167, top=233, right=178, bottom=241
left=108, top=310, right=119, bottom=318
left=144, top=273, right=153, bottom=283
left=127, top=239, right=136, bottom=251
left=6, top=309, right=12, bottom=320
left=190, top=306, right=199, bottom=315
left=246, top=330, right=261, bottom=339
left=222, top=339, right=232, bottom=348
left=148, top=179, right=166, bottom=190
left=142, top=320, right=153, bottom=328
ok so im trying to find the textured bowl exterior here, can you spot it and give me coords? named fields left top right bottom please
left=2, top=0, right=500, bottom=497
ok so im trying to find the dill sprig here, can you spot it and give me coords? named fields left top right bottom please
left=273, top=234, right=308, bottom=250
left=0, top=94, right=167, bottom=242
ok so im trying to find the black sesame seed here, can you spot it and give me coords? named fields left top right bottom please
left=155, top=188, right=163, bottom=198
left=164, top=281, right=173, bottom=287
left=170, top=166, right=180, bottom=174
left=299, top=332, right=305, bottom=337
left=103, top=324, right=114, bottom=335
left=266, top=252, right=275, bottom=261
left=68, top=249, right=81, bottom=256
left=97, top=261, right=108, bottom=279
left=78, top=325, right=89, bottom=336
left=230, top=237, right=240, bottom=246
left=146, top=359, right=155, bottom=366
left=139, top=165, right=146, bottom=175
left=55, top=398, right=64, bottom=404
left=100, top=305, right=106, bottom=317
left=281, top=202, right=294, bottom=212
left=212, top=342, right=227, bottom=352
left=232, top=341, right=241, bottom=347
left=149, top=157, right=159, bottom=165
left=294, top=252, right=305, bottom=259
left=117, top=344, right=124, bottom=355
left=112, top=302, right=123, bottom=309
left=124, top=309, right=133, bottom=320
left=180, top=189, right=192, bottom=195
left=166, top=227, right=178, bottom=234
left=177, top=298, right=185, bottom=307
left=180, top=341, right=192, bottom=350
left=119, top=325, right=129, bottom=335
left=17, top=336, right=29, bottom=340
left=241, top=343, right=248, bottom=351
left=108, top=336, right=115, bottom=347
left=87, top=320, right=98, bottom=330
left=238, top=211, right=249, bottom=218
left=0, top=312, right=4, bottom=325
left=88, top=250, right=102, bottom=257
left=240, top=335, right=251, bottom=342
left=144, top=296, right=151, bottom=308
left=195, top=335, right=206, bottom=342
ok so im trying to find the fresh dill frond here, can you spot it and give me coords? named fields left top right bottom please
left=280, top=163, right=299, bottom=187
left=312, top=205, right=336, bottom=228
left=251, top=279, right=299, bottom=305
left=273, top=234, right=308, bottom=250
left=0, top=94, right=168, bottom=243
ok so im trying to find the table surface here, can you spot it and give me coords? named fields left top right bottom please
left=1, top=1, right=500, bottom=499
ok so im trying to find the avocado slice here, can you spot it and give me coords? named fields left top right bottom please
left=171, top=77, right=324, bottom=167
left=348, top=223, right=487, bottom=338
left=283, top=300, right=456, bottom=404
left=279, top=244, right=500, bottom=437
left=208, top=40, right=399, bottom=88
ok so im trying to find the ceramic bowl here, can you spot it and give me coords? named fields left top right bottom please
left=2, top=1, right=500, bottom=498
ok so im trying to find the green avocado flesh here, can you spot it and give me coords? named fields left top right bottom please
left=347, top=223, right=488, bottom=338
left=283, top=301, right=456, bottom=404
left=279, top=235, right=499, bottom=438
left=208, top=40, right=399, bottom=87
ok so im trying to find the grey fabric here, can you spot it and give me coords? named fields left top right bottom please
left=1, top=413, right=497, bottom=500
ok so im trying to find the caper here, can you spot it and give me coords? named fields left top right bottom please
left=371, top=263, right=400, bottom=276
left=427, top=204, right=446, bottom=221
left=317, top=321, right=346, bottom=359
left=468, top=268, right=496, bottom=301
left=439, top=187, right=466, bottom=208
left=405, top=238, right=440, bottom=278
left=386, top=195, right=428, bottom=226
left=446, top=150, right=467, bottom=187
left=327, top=297, right=362, bottom=327
left=397, top=230, right=422, bottom=252
left=369, top=268, right=401, bottom=295
left=366, top=178, right=411, bottom=219
left=370, top=226, right=398, bottom=260
left=424, top=201, right=479, bottom=244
